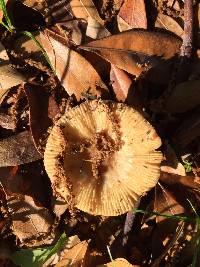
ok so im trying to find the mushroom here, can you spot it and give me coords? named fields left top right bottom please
left=44, top=100, right=162, bottom=216
left=98, top=258, right=139, bottom=266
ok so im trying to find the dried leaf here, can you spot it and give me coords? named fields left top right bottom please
left=39, top=30, right=108, bottom=100
left=0, top=131, right=42, bottom=167
left=0, top=42, right=25, bottom=90
left=117, top=16, right=132, bottom=32
left=81, top=30, right=182, bottom=77
left=118, top=0, right=147, bottom=29
left=173, top=109, right=200, bottom=146
left=80, top=0, right=104, bottom=25
left=155, top=13, right=184, bottom=38
left=86, top=16, right=110, bottom=39
left=110, top=65, right=132, bottom=101
left=55, top=240, right=88, bottom=267
left=9, top=194, right=53, bottom=246
left=70, top=0, right=104, bottom=24
left=25, top=83, right=60, bottom=154
left=165, top=80, right=200, bottom=113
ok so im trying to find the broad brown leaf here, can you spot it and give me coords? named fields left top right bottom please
left=39, top=30, right=108, bottom=100
left=81, top=30, right=182, bottom=77
left=155, top=13, right=183, bottom=38
left=118, top=0, right=147, bottom=29
left=0, top=131, right=42, bottom=167
left=165, top=80, right=200, bottom=113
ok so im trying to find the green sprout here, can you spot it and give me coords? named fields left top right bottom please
left=183, top=159, right=193, bottom=173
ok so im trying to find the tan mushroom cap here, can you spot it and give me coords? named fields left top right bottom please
left=98, top=258, right=139, bottom=267
left=44, top=100, right=162, bottom=216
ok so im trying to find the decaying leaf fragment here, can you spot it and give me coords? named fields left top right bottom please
left=39, top=31, right=108, bottom=100
left=0, top=131, right=42, bottom=167
left=44, top=100, right=162, bottom=216
left=0, top=42, right=25, bottom=90
left=80, top=29, right=182, bottom=76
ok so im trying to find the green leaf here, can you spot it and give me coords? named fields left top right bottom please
left=11, top=232, right=67, bottom=267
left=0, top=0, right=13, bottom=30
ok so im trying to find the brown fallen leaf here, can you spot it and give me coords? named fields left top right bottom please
left=110, top=65, right=132, bottom=102
left=155, top=13, right=184, bottom=38
left=8, top=194, right=54, bottom=246
left=0, top=42, right=25, bottom=90
left=80, top=30, right=182, bottom=77
left=0, top=164, right=54, bottom=246
left=173, top=108, right=200, bottom=147
left=39, top=30, right=108, bottom=100
left=55, top=240, right=88, bottom=267
left=165, top=80, right=200, bottom=113
left=118, top=0, right=147, bottom=29
left=80, top=0, right=105, bottom=25
left=25, top=83, right=60, bottom=154
left=0, top=131, right=42, bottom=167
left=113, top=0, right=147, bottom=103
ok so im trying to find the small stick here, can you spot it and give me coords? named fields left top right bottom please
left=180, top=0, right=193, bottom=58
left=175, top=0, right=193, bottom=84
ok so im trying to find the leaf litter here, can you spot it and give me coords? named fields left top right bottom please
left=0, top=0, right=200, bottom=266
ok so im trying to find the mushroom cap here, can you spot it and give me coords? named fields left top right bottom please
left=44, top=100, right=162, bottom=216
left=98, top=258, right=139, bottom=266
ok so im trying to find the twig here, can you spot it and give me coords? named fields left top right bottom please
left=180, top=0, right=193, bottom=58
left=122, top=199, right=141, bottom=247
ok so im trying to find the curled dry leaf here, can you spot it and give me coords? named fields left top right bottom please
left=44, top=100, right=162, bottom=216
left=110, top=65, right=132, bottom=102
left=98, top=258, right=139, bottom=267
left=155, top=13, right=184, bottom=38
left=0, top=42, right=25, bottom=90
left=118, top=0, right=147, bottom=29
left=80, top=30, right=182, bottom=77
left=165, top=80, right=200, bottom=113
left=0, top=131, right=42, bottom=167
left=39, top=30, right=108, bottom=100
